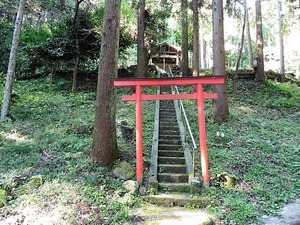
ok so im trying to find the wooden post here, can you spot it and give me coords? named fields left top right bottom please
left=136, top=85, right=143, bottom=183
left=197, top=84, right=210, bottom=185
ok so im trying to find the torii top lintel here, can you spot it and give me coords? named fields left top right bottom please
left=111, top=76, right=225, bottom=87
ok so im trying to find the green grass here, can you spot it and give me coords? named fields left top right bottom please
left=0, top=75, right=299, bottom=224
left=181, top=79, right=300, bottom=224
left=0, top=76, right=155, bottom=224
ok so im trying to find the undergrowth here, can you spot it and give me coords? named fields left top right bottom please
left=181, top=79, right=300, bottom=224
left=0, top=75, right=299, bottom=224
left=0, top=76, right=155, bottom=224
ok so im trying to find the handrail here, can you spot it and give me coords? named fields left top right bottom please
left=168, top=67, right=197, bottom=178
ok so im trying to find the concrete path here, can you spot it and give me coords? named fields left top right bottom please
left=262, top=197, right=300, bottom=225
left=131, top=197, right=300, bottom=225
left=129, top=204, right=213, bottom=225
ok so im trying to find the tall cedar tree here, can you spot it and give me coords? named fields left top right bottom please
left=91, top=0, right=121, bottom=167
left=72, top=0, right=84, bottom=92
left=181, top=0, right=189, bottom=76
left=1, top=0, right=26, bottom=121
left=136, top=0, right=146, bottom=78
left=255, top=0, right=265, bottom=82
left=245, top=0, right=254, bottom=68
left=278, top=0, right=285, bottom=82
left=212, top=0, right=229, bottom=124
left=192, top=0, right=200, bottom=76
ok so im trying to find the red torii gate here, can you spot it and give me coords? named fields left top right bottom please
left=112, top=76, right=225, bottom=186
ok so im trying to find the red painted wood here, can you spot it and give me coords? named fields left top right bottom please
left=197, top=84, right=210, bottom=185
left=121, top=93, right=217, bottom=101
left=135, top=85, right=143, bottom=183
left=112, top=77, right=225, bottom=87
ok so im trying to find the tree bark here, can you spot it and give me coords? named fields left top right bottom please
left=136, top=0, right=146, bottom=78
left=255, top=0, right=265, bottom=83
left=235, top=3, right=246, bottom=72
left=233, top=1, right=247, bottom=93
left=192, top=0, right=200, bottom=76
left=72, top=0, right=84, bottom=92
left=1, top=0, right=26, bottom=121
left=278, top=0, right=285, bottom=82
left=245, top=0, right=254, bottom=68
left=181, top=0, right=189, bottom=76
left=203, top=40, right=208, bottom=68
left=91, top=0, right=121, bottom=167
left=212, top=0, right=229, bottom=124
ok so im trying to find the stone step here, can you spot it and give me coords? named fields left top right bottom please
left=160, top=109, right=175, bottom=112
left=159, top=113, right=177, bottom=118
left=158, top=150, right=184, bottom=157
left=159, top=130, right=180, bottom=136
left=159, top=122, right=178, bottom=128
left=159, top=108, right=175, bottom=111
left=159, top=117, right=178, bottom=123
left=159, top=119, right=177, bottom=124
left=158, top=183, right=190, bottom=193
left=143, top=193, right=210, bottom=207
left=158, top=156, right=185, bottom=165
left=159, top=118, right=177, bottom=123
left=158, top=164, right=187, bottom=173
left=158, top=139, right=181, bottom=145
left=159, top=134, right=181, bottom=139
left=158, top=144, right=182, bottom=151
left=158, top=173, right=189, bottom=183
left=158, top=135, right=180, bottom=141
left=159, top=126, right=179, bottom=131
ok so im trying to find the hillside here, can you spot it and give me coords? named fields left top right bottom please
left=0, top=76, right=299, bottom=224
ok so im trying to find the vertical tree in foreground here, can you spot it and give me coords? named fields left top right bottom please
left=278, top=0, right=285, bottom=82
left=181, top=0, right=189, bottom=76
left=72, top=0, right=84, bottom=92
left=212, top=0, right=229, bottom=124
left=245, top=0, right=254, bottom=68
left=91, top=0, right=121, bottom=167
left=255, top=0, right=265, bottom=83
left=1, top=0, right=26, bottom=121
left=136, top=0, right=146, bottom=78
left=192, top=0, right=200, bottom=76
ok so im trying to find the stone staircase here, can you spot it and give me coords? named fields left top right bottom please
left=157, top=94, right=190, bottom=193
left=145, top=83, right=208, bottom=207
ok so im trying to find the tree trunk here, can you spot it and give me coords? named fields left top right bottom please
left=212, top=0, right=229, bottom=124
left=203, top=40, right=208, bottom=68
left=245, top=0, right=254, bottom=68
left=72, top=38, right=79, bottom=92
left=233, top=0, right=247, bottom=92
left=1, top=0, right=26, bottom=122
left=91, top=0, right=121, bottom=167
left=235, top=5, right=246, bottom=72
left=278, top=0, right=285, bottom=82
left=136, top=0, right=146, bottom=78
left=72, top=0, right=83, bottom=92
left=181, top=0, right=189, bottom=76
left=192, top=0, right=199, bottom=76
left=255, top=0, right=265, bottom=83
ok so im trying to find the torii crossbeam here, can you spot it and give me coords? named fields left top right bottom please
left=112, top=76, right=226, bottom=185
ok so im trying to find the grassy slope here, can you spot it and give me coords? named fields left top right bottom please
left=0, top=76, right=299, bottom=224
left=183, top=79, right=300, bottom=224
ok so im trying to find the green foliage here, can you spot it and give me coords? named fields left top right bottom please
left=180, top=79, right=300, bottom=224
left=0, top=76, right=148, bottom=224
left=0, top=21, right=13, bottom=74
left=0, top=189, right=7, bottom=206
